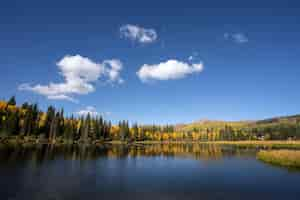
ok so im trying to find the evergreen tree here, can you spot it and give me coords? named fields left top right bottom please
left=6, top=110, right=20, bottom=135
left=7, top=96, right=16, bottom=106
left=94, top=116, right=101, bottom=140
left=44, top=106, right=55, bottom=138
left=31, top=104, right=40, bottom=136
left=49, top=112, right=60, bottom=141
left=58, top=108, right=65, bottom=137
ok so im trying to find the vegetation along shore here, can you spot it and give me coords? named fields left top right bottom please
left=257, top=150, right=300, bottom=168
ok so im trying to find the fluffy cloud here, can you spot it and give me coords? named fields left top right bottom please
left=19, top=55, right=124, bottom=102
left=224, top=32, right=248, bottom=43
left=120, top=24, right=157, bottom=44
left=136, top=59, right=204, bottom=82
left=103, top=59, right=124, bottom=84
left=76, top=106, right=98, bottom=116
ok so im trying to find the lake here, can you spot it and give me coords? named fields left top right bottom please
left=0, top=143, right=300, bottom=200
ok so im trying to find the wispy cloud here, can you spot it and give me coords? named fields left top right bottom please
left=19, top=55, right=124, bottom=102
left=224, top=32, right=249, bottom=44
left=137, top=59, right=204, bottom=82
left=47, top=94, right=78, bottom=103
left=120, top=24, right=157, bottom=44
left=188, top=52, right=199, bottom=61
left=76, top=106, right=99, bottom=116
left=75, top=106, right=111, bottom=117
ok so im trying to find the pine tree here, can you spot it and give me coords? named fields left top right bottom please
left=49, top=112, right=59, bottom=141
left=7, top=110, right=20, bottom=135
left=7, top=96, right=16, bottom=106
left=31, top=104, right=40, bottom=136
left=57, top=108, right=64, bottom=137
left=99, top=116, right=104, bottom=138
left=44, top=106, right=55, bottom=138
left=94, top=116, right=101, bottom=140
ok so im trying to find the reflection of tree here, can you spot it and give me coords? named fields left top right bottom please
left=127, top=144, right=225, bottom=160
left=0, top=143, right=255, bottom=165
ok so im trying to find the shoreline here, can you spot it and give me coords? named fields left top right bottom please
left=1, top=139, right=300, bottom=148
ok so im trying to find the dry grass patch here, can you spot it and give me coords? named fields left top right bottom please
left=257, top=150, right=300, bottom=168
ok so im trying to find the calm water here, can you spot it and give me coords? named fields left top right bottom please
left=0, top=143, right=300, bottom=200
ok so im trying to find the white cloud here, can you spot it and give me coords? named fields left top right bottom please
left=136, top=59, right=204, bottom=82
left=19, top=55, right=124, bottom=102
left=75, top=106, right=111, bottom=117
left=103, top=59, right=124, bottom=84
left=224, top=32, right=248, bottom=43
left=47, top=94, right=78, bottom=103
left=76, top=106, right=98, bottom=116
left=120, top=24, right=157, bottom=44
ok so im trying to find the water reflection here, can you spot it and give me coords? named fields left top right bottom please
left=1, top=143, right=300, bottom=200
left=0, top=143, right=257, bottom=164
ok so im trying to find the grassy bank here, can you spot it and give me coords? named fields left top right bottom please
left=257, top=150, right=300, bottom=168
left=134, top=140, right=300, bottom=148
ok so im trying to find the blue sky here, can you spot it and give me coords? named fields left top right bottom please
left=1, top=0, right=300, bottom=124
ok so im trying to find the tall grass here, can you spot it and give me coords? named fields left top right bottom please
left=257, top=150, right=300, bottom=168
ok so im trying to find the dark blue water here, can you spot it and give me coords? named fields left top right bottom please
left=0, top=144, right=299, bottom=200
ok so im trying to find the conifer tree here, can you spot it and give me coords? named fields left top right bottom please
left=6, top=110, right=20, bottom=135
left=7, top=96, right=16, bottom=106
left=44, top=106, right=56, bottom=138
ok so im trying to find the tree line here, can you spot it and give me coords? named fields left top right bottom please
left=0, top=96, right=175, bottom=143
left=1, top=96, right=300, bottom=143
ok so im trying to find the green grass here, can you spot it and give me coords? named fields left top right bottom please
left=257, top=150, right=300, bottom=168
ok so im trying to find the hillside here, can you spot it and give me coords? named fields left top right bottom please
left=177, top=115, right=300, bottom=132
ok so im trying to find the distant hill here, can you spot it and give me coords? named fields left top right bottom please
left=176, top=114, right=300, bottom=131
left=255, top=114, right=300, bottom=125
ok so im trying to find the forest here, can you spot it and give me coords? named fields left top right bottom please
left=1, top=96, right=300, bottom=144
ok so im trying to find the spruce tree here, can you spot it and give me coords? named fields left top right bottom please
left=44, top=106, right=55, bottom=138
left=7, top=96, right=16, bottom=106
